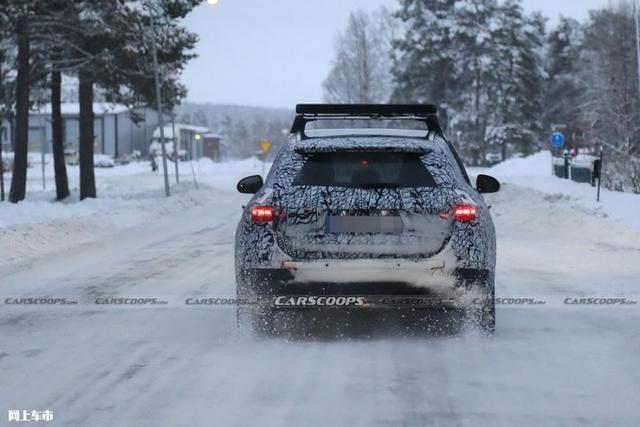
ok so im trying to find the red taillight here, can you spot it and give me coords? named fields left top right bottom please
left=453, top=203, right=477, bottom=222
left=251, top=205, right=273, bottom=225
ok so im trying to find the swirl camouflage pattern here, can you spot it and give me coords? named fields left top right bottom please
left=234, top=123, right=500, bottom=334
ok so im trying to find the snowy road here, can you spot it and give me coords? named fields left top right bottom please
left=1, top=183, right=640, bottom=426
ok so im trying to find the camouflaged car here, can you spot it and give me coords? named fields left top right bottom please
left=235, top=105, right=500, bottom=333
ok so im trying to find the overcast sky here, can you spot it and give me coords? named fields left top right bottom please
left=181, top=0, right=608, bottom=109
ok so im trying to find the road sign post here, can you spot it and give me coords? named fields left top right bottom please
left=41, top=138, right=46, bottom=190
left=258, top=139, right=273, bottom=175
left=0, top=139, right=4, bottom=201
left=597, top=149, right=604, bottom=202
left=550, top=131, right=566, bottom=178
left=563, top=150, right=571, bottom=180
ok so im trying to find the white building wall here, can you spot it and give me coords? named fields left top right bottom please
left=23, top=105, right=158, bottom=157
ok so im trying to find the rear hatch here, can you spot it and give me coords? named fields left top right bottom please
left=273, top=150, right=453, bottom=259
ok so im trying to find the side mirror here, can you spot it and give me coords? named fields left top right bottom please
left=476, top=174, right=500, bottom=194
left=237, top=175, right=264, bottom=194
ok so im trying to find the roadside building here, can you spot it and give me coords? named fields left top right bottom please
left=202, top=133, right=223, bottom=161
left=26, top=103, right=158, bottom=159
left=150, top=124, right=212, bottom=160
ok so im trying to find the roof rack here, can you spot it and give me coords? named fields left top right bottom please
left=290, top=104, right=442, bottom=138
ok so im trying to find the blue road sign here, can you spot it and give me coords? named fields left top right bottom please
left=551, top=132, right=565, bottom=148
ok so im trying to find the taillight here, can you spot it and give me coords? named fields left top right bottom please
left=251, top=205, right=273, bottom=225
left=453, top=203, right=477, bottom=222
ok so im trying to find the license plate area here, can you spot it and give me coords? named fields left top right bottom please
left=325, top=215, right=403, bottom=234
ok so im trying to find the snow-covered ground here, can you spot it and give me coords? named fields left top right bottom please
left=0, top=157, right=270, bottom=267
left=0, top=155, right=270, bottom=228
left=471, top=151, right=640, bottom=229
left=1, top=151, right=640, bottom=426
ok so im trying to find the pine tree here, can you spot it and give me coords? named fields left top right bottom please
left=50, top=67, right=69, bottom=200
left=543, top=17, right=583, bottom=137
left=32, top=0, right=79, bottom=200
left=450, top=0, right=498, bottom=165
left=100, top=0, right=198, bottom=111
left=8, top=6, right=30, bottom=203
left=2, top=1, right=77, bottom=202
left=581, top=4, right=640, bottom=192
left=487, top=2, right=546, bottom=159
left=26, top=0, right=199, bottom=200
left=391, top=0, right=457, bottom=109
left=390, top=0, right=546, bottom=165
left=515, top=11, right=546, bottom=155
left=0, top=6, right=16, bottom=202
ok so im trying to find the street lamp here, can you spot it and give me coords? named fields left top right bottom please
left=146, top=0, right=171, bottom=197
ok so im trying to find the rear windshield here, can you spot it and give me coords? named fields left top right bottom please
left=293, top=152, right=436, bottom=188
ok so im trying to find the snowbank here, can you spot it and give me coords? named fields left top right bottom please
left=0, top=183, right=219, bottom=268
left=0, top=156, right=271, bottom=229
left=470, top=151, right=640, bottom=230
left=0, top=156, right=275, bottom=267
left=3, top=150, right=639, bottom=234
left=487, top=151, right=551, bottom=177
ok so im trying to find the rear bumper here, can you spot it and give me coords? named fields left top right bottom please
left=238, top=261, right=492, bottom=307
left=282, top=258, right=449, bottom=285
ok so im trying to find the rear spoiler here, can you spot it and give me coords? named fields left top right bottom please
left=290, top=104, right=443, bottom=138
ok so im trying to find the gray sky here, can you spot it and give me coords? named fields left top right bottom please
left=181, top=0, right=608, bottom=108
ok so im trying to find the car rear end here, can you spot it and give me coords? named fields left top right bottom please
left=235, top=105, right=497, bottom=333
left=237, top=137, right=494, bottom=326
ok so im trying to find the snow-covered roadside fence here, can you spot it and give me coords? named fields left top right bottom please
left=551, top=152, right=598, bottom=185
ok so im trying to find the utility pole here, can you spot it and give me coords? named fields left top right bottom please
left=146, top=0, right=170, bottom=197
left=0, top=131, right=4, bottom=201
left=189, top=134, right=199, bottom=190
left=635, top=1, right=640, bottom=97
left=0, top=58, right=5, bottom=201
left=171, top=111, right=179, bottom=183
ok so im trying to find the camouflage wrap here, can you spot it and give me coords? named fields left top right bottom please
left=235, top=135, right=496, bottom=285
